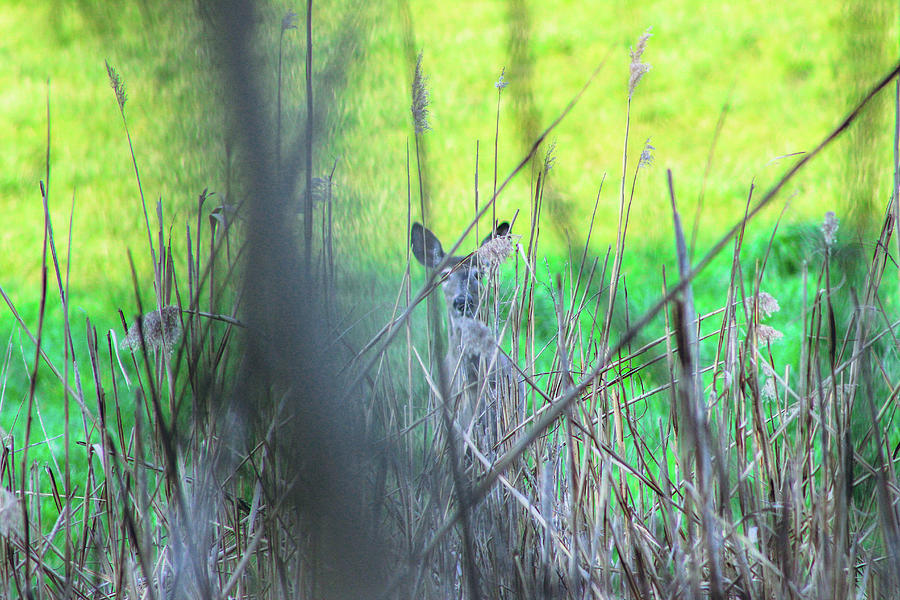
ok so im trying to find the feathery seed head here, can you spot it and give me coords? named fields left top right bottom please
left=757, top=324, right=783, bottom=344
left=543, top=140, right=557, bottom=173
left=282, top=9, right=298, bottom=32
left=757, top=291, right=780, bottom=317
left=411, top=52, right=431, bottom=134
left=631, top=29, right=652, bottom=60
left=122, top=305, right=183, bottom=356
left=747, top=291, right=780, bottom=319
left=495, top=67, right=508, bottom=90
left=477, top=233, right=519, bottom=268
left=0, top=489, right=23, bottom=538
left=105, top=60, right=127, bottom=112
left=639, top=138, right=655, bottom=167
left=628, top=28, right=652, bottom=99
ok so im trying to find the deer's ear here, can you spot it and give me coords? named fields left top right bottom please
left=480, top=221, right=511, bottom=246
left=411, top=223, right=445, bottom=268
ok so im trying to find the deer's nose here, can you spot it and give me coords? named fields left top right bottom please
left=453, top=295, right=476, bottom=317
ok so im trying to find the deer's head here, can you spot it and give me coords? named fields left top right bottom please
left=411, top=222, right=510, bottom=323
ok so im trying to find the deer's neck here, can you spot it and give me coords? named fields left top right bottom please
left=446, top=312, right=466, bottom=356
left=447, top=313, right=495, bottom=362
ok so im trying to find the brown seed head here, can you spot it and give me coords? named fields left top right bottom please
left=122, top=305, right=183, bottom=356
left=477, top=234, right=518, bottom=268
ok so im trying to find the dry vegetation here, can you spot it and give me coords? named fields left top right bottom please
left=1, top=2, right=899, bottom=599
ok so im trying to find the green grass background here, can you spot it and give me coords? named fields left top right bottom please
left=3, top=1, right=897, bottom=286
left=0, top=0, right=898, bottom=477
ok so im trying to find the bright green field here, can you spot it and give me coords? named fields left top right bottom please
left=1, top=1, right=898, bottom=434
left=3, top=1, right=897, bottom=283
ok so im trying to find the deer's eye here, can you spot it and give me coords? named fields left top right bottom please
left=439, top=268, right=451, bottom=280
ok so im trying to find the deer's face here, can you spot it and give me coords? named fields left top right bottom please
left=411, top=221, right=510, bottom=324
left=440, top=258, right=483, bottom=320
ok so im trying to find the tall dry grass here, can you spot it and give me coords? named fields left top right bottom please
left=1, top=3, right=899, bottom=599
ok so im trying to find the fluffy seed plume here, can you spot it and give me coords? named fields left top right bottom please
left=105, top=60, right=127, bottom=112
left=477, top=233, right=519, bottom=268
left=628, top=28, right=652, bottom=99
left=122, top=305, right=183, bottom=356
left=0, top=488, right=23, bottom=538
left=822, top=211, right=838, bottom=248
left=281, top=9, right=298, bottom=32
left=747, top=291, right=780, bottom=319
left=639, top=138, right=655, bottom=167
left=411, top=52, right=431, bottom=134
left=757, top=324, right=783, bottom=344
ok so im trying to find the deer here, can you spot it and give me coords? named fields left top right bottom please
left=411, top=221, right=525, bottom=456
